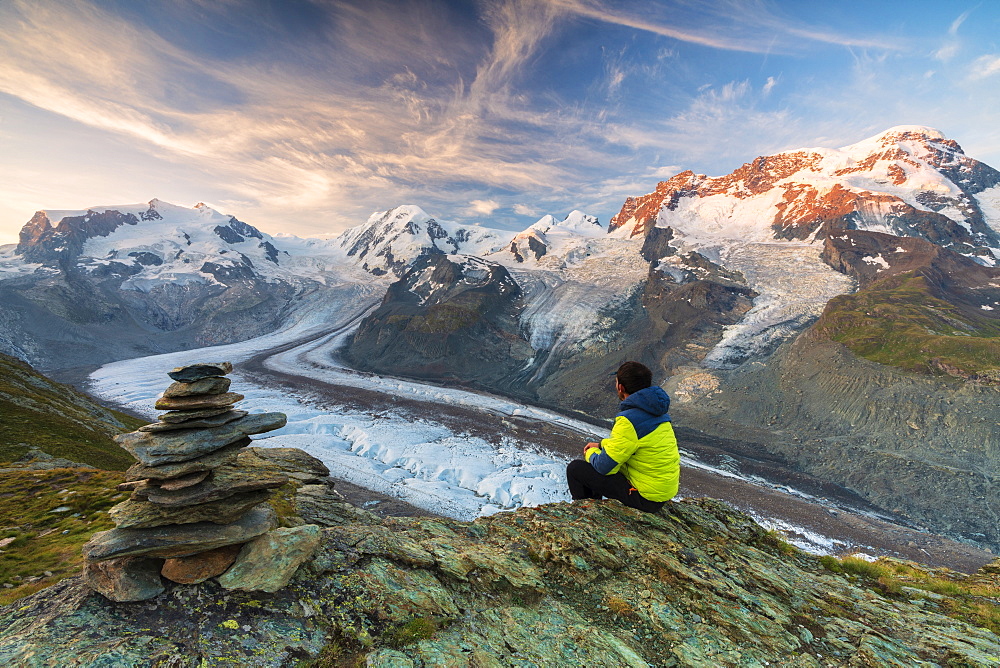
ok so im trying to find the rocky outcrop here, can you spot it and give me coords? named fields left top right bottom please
left=1, top=498, right=997, bottom=665
left=80, top=362, right=301, bottom=602
left=820, top=228, right=1000, bottom=297
left=533, top=258, right=756, bottom=416
left=345, top=254, right=534, bottom=391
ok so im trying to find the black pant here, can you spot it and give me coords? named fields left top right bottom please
left=566, top=459, right=665, bottom=513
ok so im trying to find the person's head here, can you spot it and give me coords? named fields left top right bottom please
left=615, top=361, right=652, bottom=399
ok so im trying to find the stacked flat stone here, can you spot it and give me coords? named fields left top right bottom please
left=82, top=362, right=289, bottom=602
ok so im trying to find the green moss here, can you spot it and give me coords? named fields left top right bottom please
left=820, top=555, right=1000, bottom=634
left=267, top=481, right=303, bottom=526
left=761, top=529, right=800, bottom=556
left=819, top=555, right=843, bottom=573
left=387, top=616, right=439, bottom=647
left=837, top=556, right=893, bottom=580
left=0, top=467, right=125, bottom=605
left=816, top=273, right=1000, bottom=379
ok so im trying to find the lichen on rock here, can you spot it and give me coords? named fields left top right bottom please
left=3, top=495, right=997, bottom=666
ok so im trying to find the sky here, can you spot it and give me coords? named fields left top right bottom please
left=2, top=0, right=1000, bottom=245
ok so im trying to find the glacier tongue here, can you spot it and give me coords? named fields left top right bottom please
left=698, top=241, right=855, bottom=368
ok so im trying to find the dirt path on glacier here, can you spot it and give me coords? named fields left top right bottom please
left=239, top=330, right=995, bottom=574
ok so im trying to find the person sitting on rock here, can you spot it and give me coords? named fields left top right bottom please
left=566, top=361, right=679, bottom=513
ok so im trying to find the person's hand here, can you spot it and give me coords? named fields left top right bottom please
left=583, top=442, right=600, bottom=457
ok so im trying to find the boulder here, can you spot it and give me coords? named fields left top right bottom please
left=158, top=406, right=236, bottom=423
left=160, top=544, right=242, bottom=584
left=124, top=438, right=250, bottom=481
left=137, top=465, right=288, bottom=507
left=154, top=392, right=244, bottom=412
left=108, top=490, right=272, bottom=529
left=294, top=484, right=381, bottom=526
left=116, top=413, right=287, bottom=466
left=82, top=556, right=165, bottom=602
left=83, top=504, right=276, bottom=561
left=237, top=447, right=331, bottom=483
left=167, top=362, right=233, bottom=383
left=217, top=524, right=322, bottom=593
left=156, top=470, right=211, bottom=491
left=161, top=376, right=231, bottom=398
left=978, top=558, right=1000, bottom=575
left=138, top=410, right=247, bottom=433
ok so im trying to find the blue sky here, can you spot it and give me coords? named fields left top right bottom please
left=1, top=0, right=999, bottom=244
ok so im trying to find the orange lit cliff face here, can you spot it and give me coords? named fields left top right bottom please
left=608, top=128, right=1000, bottom=254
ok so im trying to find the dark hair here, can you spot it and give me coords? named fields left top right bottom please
left=616, top=361, right=652, bottom=394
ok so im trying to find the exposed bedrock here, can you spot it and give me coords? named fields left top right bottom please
left=345, top=251, right=757, bottom=416
left=667, top=333, right=1000, bottom=552
left=344, top=254, right=535, bottom=393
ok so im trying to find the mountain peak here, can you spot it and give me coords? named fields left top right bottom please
left=869, top=124, right=946, bottom=142
left=337, top=205, right=508, bottom=276
left=608, top=127, right=1000, bottom=259
left=836, top=125, right=961, bottom=160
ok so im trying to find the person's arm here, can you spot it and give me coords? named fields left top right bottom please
left=585, top=416, right=638, bottom=475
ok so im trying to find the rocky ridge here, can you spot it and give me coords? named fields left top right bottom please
left=344, top=254, right=536, bottom=393
left=2, top=495, right=998, bottom=666
left=80, top=362, right=304, bottom=602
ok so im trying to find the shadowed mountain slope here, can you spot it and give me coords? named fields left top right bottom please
left=0, top=353, right=141, bottom=470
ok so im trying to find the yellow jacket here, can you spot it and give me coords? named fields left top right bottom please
left=585, top=386, right=680, bottom=502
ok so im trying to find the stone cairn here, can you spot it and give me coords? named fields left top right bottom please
left=82, top=362, right=299, bottom=602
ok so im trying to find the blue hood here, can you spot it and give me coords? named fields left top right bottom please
left=619, top=386, right=671, bottom=416
left=617, top=386, right=671, bottom=439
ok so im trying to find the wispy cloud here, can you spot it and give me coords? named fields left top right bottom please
left=970, top=54, right=1000, bottom=79
left=934, top=6, right=975, bottom=61
left=550, top=0, right=903, bottom=54
left=1, top=0, right=998, bottom=245
left=600, top=78, right=800, bottom=172
left=549, top=0, right=776, bottom=54
left=466, top=199, right=502, bottom=216
left=0, top=0, right=597, bottom=232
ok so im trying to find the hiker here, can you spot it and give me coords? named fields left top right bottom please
left=566, top=361, right=679, bottom=512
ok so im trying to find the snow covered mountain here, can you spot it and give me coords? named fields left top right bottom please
left=337, top=205, right=509, bottom=276
left=611, top=126, right=1000, bottom=262
left=500, top=210, right=606, bottom=266
left=4, top=127, right=999, bottom=387
left=13, top=199, right=327, bottom=289
left=0, top=200, right=365, bottom=372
